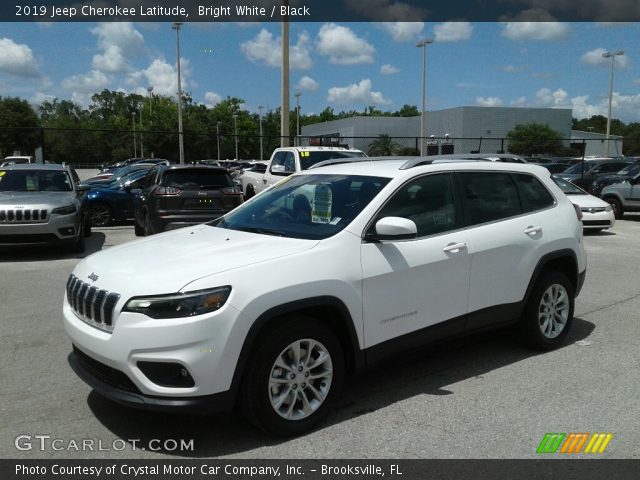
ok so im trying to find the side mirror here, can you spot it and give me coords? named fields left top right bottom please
left=366, top=217, right=418, bottom=241
left=271, top=164, right=286, bottom=173
left=76, top=184, right=90, bottom=193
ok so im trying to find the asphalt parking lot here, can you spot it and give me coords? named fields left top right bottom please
left=1, top=218, right=639, bottom=459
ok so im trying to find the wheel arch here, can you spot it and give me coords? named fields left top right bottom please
left=228, top=296, right=364, bottom=405
left=523, top=250, right=579, bottom=308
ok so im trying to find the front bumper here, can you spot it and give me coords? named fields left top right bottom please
left=582, top=210, right=615, bottom=229
left=63, top=295, right=244, bottom=403
left=68, top=347, right=234, bottom=414
left=0, top=213, right=81, bottom=245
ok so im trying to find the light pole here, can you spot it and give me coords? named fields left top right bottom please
left=132, top=112, right=137, bottom=158
left=416, top=38, right=433, bottom=156
left=147, top=86, right=153, bottom=116
left=281, top=19, right=290, bottom=147
left=233, top=114, right=238, bottom=160
left=172, top=22, right=185, bottom=164
left=258, top=106, right=264, bottom=160
left=139, top=107, right=144, bottom=158
left=216, top=121, right=221, bottom=161
left=294, top=93, right=301, bottom=146
left=602, top=50, right=624, bottom=156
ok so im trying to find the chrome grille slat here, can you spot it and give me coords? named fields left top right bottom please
left=65, top=275, right=119, bottom=333
left=0, top=208, right=48, bottom=224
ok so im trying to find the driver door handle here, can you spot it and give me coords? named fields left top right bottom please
left=524, top=226, right=542, bottom=236
left=443, top=242, right=467, bottom=254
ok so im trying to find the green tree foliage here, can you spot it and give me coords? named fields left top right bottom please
left=0, top=97, right=40, bottom=158
left=506, top=122, right=564, bottom=156
left=368, top=134, right=402, bottom=156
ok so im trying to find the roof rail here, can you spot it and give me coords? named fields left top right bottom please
left=308, top=157, right=380, bottom=169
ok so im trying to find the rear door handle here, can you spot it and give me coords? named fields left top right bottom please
left=263, top=179, right=267, bottom=184
left=524, top=226, right=541, bottom=236
left=443, top=242, right=467, bottom=254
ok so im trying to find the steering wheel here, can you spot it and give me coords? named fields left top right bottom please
left=264, top=208, right=294, bottom=223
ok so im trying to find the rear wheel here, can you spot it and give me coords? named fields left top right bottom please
left=134, top=219, right=144, bottom=236
left=520, top=270, right=574, bottom=350
left=604, top=197, right=623, bottom=220
left=89, top=203, right=112, bottom=227
left=143, top=213, right=154, bottom=236
left=241, top=317, right=344, bottom=436
left=245, top=184, right=255, bottom=200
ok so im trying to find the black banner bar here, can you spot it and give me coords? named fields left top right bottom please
left=3, top=0, right=640, bottom=22
left=2, top=460, right=640, bottom=480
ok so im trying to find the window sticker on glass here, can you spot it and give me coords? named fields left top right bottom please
left=26, top=175, right=38, bottom=191
left=0, top=171, right=5, bottom=177
left=312, top=183, right=333, bottom=224
left=329, top=217, right=341, bottom=225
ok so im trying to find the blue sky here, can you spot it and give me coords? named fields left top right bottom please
left=1, top=21, right=639, bottom=121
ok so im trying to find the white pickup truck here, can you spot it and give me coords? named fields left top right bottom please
left=238, top=146, right=366, bottom=198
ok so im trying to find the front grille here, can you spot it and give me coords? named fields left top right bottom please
left=66, top=275, right=120, bottom=332
left=583, top=220, right=611, bottom=226
left=73, top=345, right=140, bottom=393
left=0, top=208, right=48, bottom=223
left=581, top=207, right=607, bottom=213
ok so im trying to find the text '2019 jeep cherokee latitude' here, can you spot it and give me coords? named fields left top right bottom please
left=64, top=158, right=586, bottom=436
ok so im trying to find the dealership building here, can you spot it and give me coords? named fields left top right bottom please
left=301, top=106, right=623, bottom=157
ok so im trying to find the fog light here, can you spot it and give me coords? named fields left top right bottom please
left=137, top=361, right=195, bottom=388
left=58, top=227, right=75, bottom=236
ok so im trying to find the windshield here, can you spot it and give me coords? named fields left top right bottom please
left=617, top=162, right=640, bottom=176
left=563, top=162, right=597, bottom=175
left=0, top=170, right=72, bottom=192
left=211, top=174, right=390, bottom=240
left=300, top=151, right=366, bottom=170
left=552, top=176, right=586, bottom=195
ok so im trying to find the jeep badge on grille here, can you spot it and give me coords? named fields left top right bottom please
left=88, top=273, right=99, bottom=282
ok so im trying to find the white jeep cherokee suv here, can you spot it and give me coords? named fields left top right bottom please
left=64, top=158, right=586, bottom=436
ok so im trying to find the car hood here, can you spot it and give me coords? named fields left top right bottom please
left=73, top=224, right=320, bottom=295
left=567, top=194, right=609, bottom=209
left=0, top=191, right=76, bottom=206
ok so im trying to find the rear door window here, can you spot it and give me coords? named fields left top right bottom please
left=460, top=172, right=522, bottom=225
left=514, top=174, right=555, bottom=213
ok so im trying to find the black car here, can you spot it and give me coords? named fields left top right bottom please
left=133, top=165, right=243, bottom=236
left=556, top=158, right=633, bottom=193
left=591, top=159, right=640, bottom=197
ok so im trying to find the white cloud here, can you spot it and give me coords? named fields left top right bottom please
left=204, top=91, right=222, bottom=107
left=61, top=70, right=110, bottom=93
left=475, top=97, right=504, bottom=107
left=327, top=79, right=390, bottom=105
left=379, top=22, right=424, bottom=42
left=434, top=22, right=473, bottom=42
left=501, top=22, right=568, bottom=41
left=535, top=87, right=569, bottom=107
left=317, top=23, right=375, bottom=65
left=241, top=29, right=312, bottom=70
left=571, top=92, right=640, bottom=120
left=511, top=96, right=528, bottom=107
left=296, top=76, right=319, bottom=91
left=90, top=23, right=145, bottom=74
left=0, top=38, right=40, bottom=77
left=581, top=48, right=629, bottom=69
left=380, top=64, right=400, bottom=75
left=31, top=92, right=56, bottom=105
left=126, top=58, right=192, bottom=96
left=503, top=65, right=524, bottom=74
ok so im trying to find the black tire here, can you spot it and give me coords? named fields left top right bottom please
left=134, top=219, right=144, bottom=236
left=240, top=317, right=344, bottom=437
left=89, top=203, right=112, bottom=227
left=520, top=270, right=574, bottom=350
left=143, top=212, right=153, bottom=236
left=84, top=213, right=92, bottom=237
left=68, top=222, right=85, bottom=253
left=245, top=184, right=255, bottom=200
left=604, top=197, right=623, bottom=220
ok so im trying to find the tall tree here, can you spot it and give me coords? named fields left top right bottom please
left=507, top=122, right=564, bottom=156
left=368, top=134, right=402, bottom=156
left=0, top=97, right=40, bottom=158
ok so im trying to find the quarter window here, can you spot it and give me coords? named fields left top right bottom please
left=374, top=173, right=458, bottom=237
left=460, top=172, right=522, bottom=225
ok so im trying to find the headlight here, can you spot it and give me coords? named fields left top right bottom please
left=605, top=204, right=613, bottom=212
left=51, top=204, right=77, bottom=215
left=123, top=286, right=231, bottom=319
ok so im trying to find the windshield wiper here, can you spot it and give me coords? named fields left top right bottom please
left=235, top=226, right=285, bottom=237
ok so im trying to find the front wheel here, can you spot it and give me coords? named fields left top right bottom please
left=605, top=197, right=623, bottom=220
left=520, top=270, right=574, bottom=350
left=89, top=203, right=112, bottom=227
left=244, top=184, right=255, bottom=200
left=240, top=317, right=344, bottom=436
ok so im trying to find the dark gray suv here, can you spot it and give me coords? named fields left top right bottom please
left=0, top=164, right=91, bottom=251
